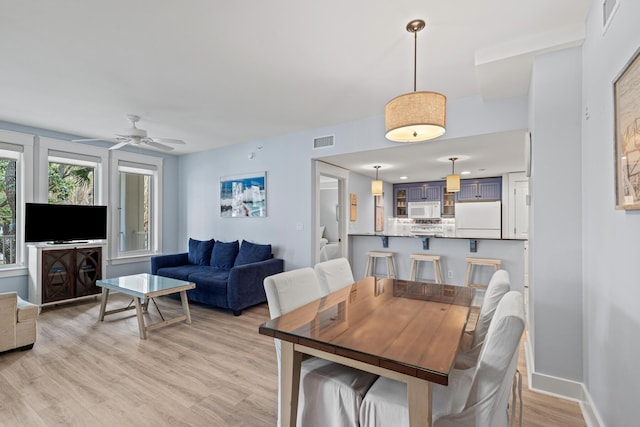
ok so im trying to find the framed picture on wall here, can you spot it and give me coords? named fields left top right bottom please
left=220, top=172, right=266, bottom=217
left=374, top=194, right=384, bottom=232
left=614, top=47, right=640, bottom=210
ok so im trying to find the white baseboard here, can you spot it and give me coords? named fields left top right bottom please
left=524, top=336, right=605, bottom=427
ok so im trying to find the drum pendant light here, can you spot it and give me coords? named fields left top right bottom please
left=446, top=157, right=460, bottom=192
left=385, top=19, right=446, bottom=143
left=371, top=165, right=383, bottom=195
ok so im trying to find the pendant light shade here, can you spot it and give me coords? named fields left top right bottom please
left=385, top=19, right=446, bottom=143
left=385, top=92, right=446, bottom=142
left=371, top=165, right=383, bottom=195
left=446, top=157, right=460, bottom=192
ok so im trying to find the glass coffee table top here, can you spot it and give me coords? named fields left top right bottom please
left=97, top=273, right=194, bottom=298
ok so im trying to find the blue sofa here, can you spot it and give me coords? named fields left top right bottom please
left=151, top=238, right=284, bottom=315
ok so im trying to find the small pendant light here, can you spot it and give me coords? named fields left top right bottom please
left=371, top=165, right=383, bottom=195
left=446, top=157, right=460, bottom=192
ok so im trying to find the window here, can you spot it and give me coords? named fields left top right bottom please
left=0, top=156, right=17, bottom=265
left=110, top=150, right=163, bottom=259
left=0, top=130, right=34, bottom=270
left=38, top=139, right=106, bottom=208
left=48, top=160, right=95, bottom=205
left=119, top=169, right=151, bottom=252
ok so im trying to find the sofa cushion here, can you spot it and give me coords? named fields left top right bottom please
left=188, top=269, right=231, bottom=295
left=188, top=238, right=215, bottom=265
left=157, top=265, right=208, bottom=281
left=210, top=240, right=239, bottom=270
left=234, top=240, right=273, bottom=266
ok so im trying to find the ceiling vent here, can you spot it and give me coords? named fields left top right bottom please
left=313, top=135, right=335, bottom=149
left=603, top=0, right=618, bottom=31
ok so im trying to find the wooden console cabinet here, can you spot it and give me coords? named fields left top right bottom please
left=28, top=242, right=107, bottom=306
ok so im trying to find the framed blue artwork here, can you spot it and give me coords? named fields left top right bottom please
left=220, top=172, right=267, bottom=217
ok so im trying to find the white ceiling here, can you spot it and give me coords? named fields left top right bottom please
left=0, top=1, right=589, bottom=155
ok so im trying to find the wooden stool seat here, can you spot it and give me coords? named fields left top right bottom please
left=409, top=254, right=443, bottom=284
left=464, top=257, right=502, bottom=288
left=365, top=251, right=397, bottom=279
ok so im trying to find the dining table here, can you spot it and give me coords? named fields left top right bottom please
left=258, top=276, right=475, bottom=427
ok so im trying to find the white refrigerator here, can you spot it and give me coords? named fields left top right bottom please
left=454, top=200, right=502, bottom=238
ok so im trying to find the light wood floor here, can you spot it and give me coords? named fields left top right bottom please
left=0, top=294, right=586, bottom=426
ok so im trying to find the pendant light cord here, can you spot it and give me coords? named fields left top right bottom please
left=413, top=29, right=417, bottom=92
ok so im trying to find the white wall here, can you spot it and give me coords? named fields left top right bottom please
left=346, top=171, right=393, bottom=235
left=581, top=1, right=640, bottom=425
left=529, top=46, right=584, bottom=384
left=177, top=95, right=529, bottom=271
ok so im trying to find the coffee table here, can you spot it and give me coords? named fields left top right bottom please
left=97, top=273, right=195, bottom=339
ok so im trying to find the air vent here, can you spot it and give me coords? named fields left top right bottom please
left=603, top=0, right=618, bottom=31
left=313, top=135, right=335, bottom=149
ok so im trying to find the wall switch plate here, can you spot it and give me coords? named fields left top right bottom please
left=296, top=222, right=303, bottom=231
left=448, top=270, right=453, bottom=278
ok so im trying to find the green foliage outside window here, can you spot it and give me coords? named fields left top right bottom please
left=0, top=159, right=16, bottom=264
left=48, top=162, right=94, bottom=205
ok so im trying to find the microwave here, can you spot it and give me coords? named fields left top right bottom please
left=407, top=201, right=441, bottom=219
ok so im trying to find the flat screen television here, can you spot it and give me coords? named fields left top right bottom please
left=25, top=203, right=108, bottom=244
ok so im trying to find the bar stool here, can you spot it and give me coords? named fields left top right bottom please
left=409, top=254, right=443, bottom=283
left=364, top=251, right=397, bottom=279
left=464, top=257, right=502, bottom=288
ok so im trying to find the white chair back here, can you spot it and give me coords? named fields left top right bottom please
left=263, top=268, right=323, bottom=427
left=263, top=267, right=322, bottom=319
left=455, top=269, right=510, bottom=369
left=473, top=269, right=510, bottom=348
left=437, top=291, right=525, bottom=427
left=314, top=257, right=355, bottom=296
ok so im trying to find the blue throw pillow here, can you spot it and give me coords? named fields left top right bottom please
left=210, top=240, right=239, bottom=270
left=234, top=240, right=272, bottom=266
left=188, top=238, right=215, bottom=265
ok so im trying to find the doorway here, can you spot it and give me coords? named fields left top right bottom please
left=312, top=161, right=349, bottom=265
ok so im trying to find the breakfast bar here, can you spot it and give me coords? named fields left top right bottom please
left=348, top=234, right=526, bottom=293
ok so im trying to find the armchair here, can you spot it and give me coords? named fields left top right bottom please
left=0, top=292, right=40, bottom=353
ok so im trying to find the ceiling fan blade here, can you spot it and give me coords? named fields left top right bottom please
left=151, top=137, right=185, bottom=145
left=72, top=137, right=114, bottom=142
left=109, top=140, right=131, bottom=150
left=145, top=141, right=174, bottom=151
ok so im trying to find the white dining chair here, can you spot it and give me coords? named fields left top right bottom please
left=455, top=269, right=511, bottom=369
left=358, top=291, right=525, bottom=427
left=263, top=268, right=378, bottom=427
left=314, top=257, right=355, bottom=296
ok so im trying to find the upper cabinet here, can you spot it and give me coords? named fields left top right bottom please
left=456, top=177, right=502, bottom=202
left=394, top=177, right=503, bottom=217
left=407, top=182, right=443, bottom=202
left=394, top=182, right=444, bottom=217
left=394, top=188, right=408, bottom=217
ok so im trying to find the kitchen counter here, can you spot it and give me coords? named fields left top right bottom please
left=348, top=233, right=527, bottom=241
left=348, top=234, right=526, bottom=292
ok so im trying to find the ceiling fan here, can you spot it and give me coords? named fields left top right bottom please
left=72, top=114, right=186, bottom=151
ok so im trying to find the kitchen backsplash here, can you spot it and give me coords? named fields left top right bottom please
left=386, top=217, right=456, bottom=237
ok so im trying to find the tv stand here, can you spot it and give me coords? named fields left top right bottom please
left=27, top=242, right=107, bottom=306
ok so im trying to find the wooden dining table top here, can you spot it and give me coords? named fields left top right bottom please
left=259, top=277, right=475, bottom=386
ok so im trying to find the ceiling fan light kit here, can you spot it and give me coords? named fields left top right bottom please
left=385, top=19, right=447, bottom=143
